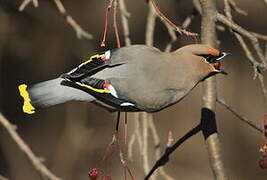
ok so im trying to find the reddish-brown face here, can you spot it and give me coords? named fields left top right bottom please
left=205, top=48, right=220, bottom=57
left=173, top=44, right=229, bottom=74
left=204, top=48, right=220, bottom=69
left=197, top=49, right=229, bottom=74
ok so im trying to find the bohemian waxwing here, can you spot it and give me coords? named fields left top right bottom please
left=18, top=44, right=229, bottom=114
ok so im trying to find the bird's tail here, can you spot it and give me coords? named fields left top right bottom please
left=18, top=78, right=94, bottom=114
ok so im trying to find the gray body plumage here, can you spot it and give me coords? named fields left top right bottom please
left=92, top=45, right=205, bottom=111
left=21, top=44, right=223, bottom=113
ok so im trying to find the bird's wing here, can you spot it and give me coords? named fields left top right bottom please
left=61, top=77, right=141, bottom=111
left=60, top=46, right=156, bottom=111
left=61, top=50, right=121, bottom=81
left=61, top=45, right=161, bottom=81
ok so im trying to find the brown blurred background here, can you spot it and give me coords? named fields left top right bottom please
left=1, top=0, right=267, bottom=179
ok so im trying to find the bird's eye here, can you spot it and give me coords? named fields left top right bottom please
left=198, top=54, right=218, bottom=64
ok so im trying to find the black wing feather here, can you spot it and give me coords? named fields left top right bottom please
left=60, top=50, right=141, bottom=111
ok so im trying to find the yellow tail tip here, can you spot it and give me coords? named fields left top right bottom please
left=18, top=84, right=35, bottom=114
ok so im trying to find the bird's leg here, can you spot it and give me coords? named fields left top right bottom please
left=115, top=111, right=121, bottom=131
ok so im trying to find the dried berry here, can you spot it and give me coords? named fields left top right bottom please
left=88, top=168, right=98, bottom=180
left=259, top=156, right=267, bottom=169
left=100, top=42, right=106, bottom=47
left=102, top=176, right=112, bottom=180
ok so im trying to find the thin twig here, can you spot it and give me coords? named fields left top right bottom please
left=0, top=175, right=9, bottom=180
left=228, top=0, right=248, bottom=16
left=143, top=2, right=175, bottom=179
left=258, top=73, right=267, bottom=109
left=252, top=32, right=267, bottom=41
left=142, top=3, right=158, bottom=180
left=118, top=0, right=131, bottom=46
left=128, top=113, right=143, bottom=160
left=19, top=0, right=38, bottom=11
left=117, top=1, right=145, bottom=163
left=141, top=112, right=151, bottom=177
left=223, top=0, right=260, bottom=79
left=148, top=116, right=175, bottom=180
left=217, top=13, right=266, bottom=66
left=181, top=8, right=199, bottom=29
left=144, top=125, right=201, bottom=180
left=113, top=0, right=121, bottom=48
left=223, top=0, right=267, bottom=109
left=149, top=0, right=198, bottom=37
left=162, top=20, right=177, bottom=52
left=146, top=2, right=157, bottom=47
left=217, top=97, right=262, bottom=132
left=53, top=0, right=93, bottom=40
left=194, top=0, right=267, bottom=67
left=0, top=113, right=61, bottom=180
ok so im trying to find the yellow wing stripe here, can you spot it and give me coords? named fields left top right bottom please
left=18, top=84, right=35, bottom=114
left=76, top=82, right=110, bottom=93
left=82, top=54, right=105, bottom=65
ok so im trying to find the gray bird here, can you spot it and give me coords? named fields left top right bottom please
left=18, top=44, right=228, bottom=114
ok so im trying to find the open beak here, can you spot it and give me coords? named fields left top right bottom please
left=216, top=52, right=231, bottom=61
left=213, top=52, right=230, bottom=75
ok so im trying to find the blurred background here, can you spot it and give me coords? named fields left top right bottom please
left=1, top=0, right=267, bottom=179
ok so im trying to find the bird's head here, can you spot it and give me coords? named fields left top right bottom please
left=173, top=44, right=229, bottom=80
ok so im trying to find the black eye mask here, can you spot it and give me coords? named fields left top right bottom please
left=198, top=52, right=230, bottom=64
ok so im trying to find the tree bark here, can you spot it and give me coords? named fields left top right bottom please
left=200, top=0, right=229, bottom=179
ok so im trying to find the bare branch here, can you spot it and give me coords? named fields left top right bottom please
left=217, top=98, right=262, bottom=132
left=53, top=0, right=93, bottom=40
left=118, top=0, right=131, bottom=46
left=19, top=0, right=93, bottom=40
left=223, top=0, right=267, bottom=109
left=19, top=0, right=38, bottom=11
left=144, top=125, right=201, bottom=180
left=217, top=13, right=266, bottom=66
left=117, top=2, right=148, bottom=168
left=193, top=0, right=202, bottom=14
left=228, top=0, right=248, bottom=16
left=117, top=0, right=145, bottom=165
left=200, top=0, right=229, bottom=179
left=181, top=10, right=198, bottom=29
left=163, top=20, right=177, bottom=52
left=143, top=3, right=158, bottom=180
left=113, top=0, right=121, bottom=48
left=146, top=2, right=157, bottom=47
left=65, top=15, right=93, bottom=40
left=251, top=32, right=267, bottom=41
left=141, top=112, right=151, bottom=178
left=128, top=113, right=143, bottom=160
left=0, top=175, right=9, bottom=180
left=162, top=4, right=201, bottom=52
left=149, top=0, right=198, bottom=37
left=258, top=72, right=267, bottom=108
left=148, top=116, right=175, bottom=180
left=0, top=113, right=61, bottom=180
